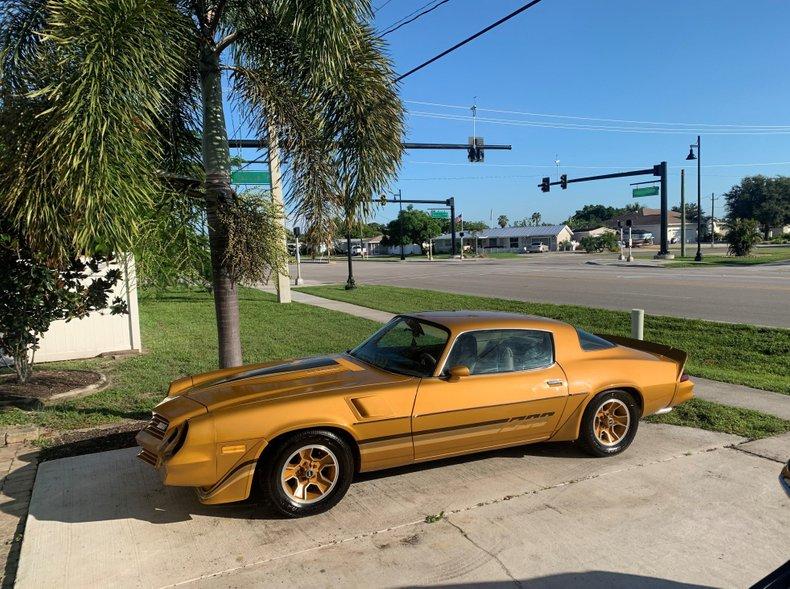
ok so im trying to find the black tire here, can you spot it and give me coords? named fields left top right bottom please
left=257, top=429, right=354, bottom=518
left=577, top=390, right=639, bottom=457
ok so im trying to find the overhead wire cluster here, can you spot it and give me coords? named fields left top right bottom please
left=405, top=100, right=790, bottom=136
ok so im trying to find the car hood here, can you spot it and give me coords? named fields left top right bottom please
left=177, top=354, right=412, bottom=413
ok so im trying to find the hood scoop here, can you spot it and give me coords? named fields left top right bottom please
left=221, top=357, right=340, bottom=385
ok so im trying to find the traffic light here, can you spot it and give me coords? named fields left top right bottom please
left=540, top=177, right=551, bottom=192
left=560, top=174, right=568, bottom=189
left=293, top=226, right=301, bottom=238
left=626, top=219, right=632, bottom=227
left=379, top=194, right=387, bottom=206
left=467, top=137, right=484, bottom=162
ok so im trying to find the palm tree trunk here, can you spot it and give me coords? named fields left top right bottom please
left=199, top=48, right=243, bottom=368
left=345, top=233, right=355, bottom=289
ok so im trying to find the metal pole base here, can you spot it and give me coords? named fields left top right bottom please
left=694, top=251, right=703, bottom=262
left=294, top=277, right=304, bottom=286
left=654, top=253, right=675, bottom=260
left=344, top=277, right=356, bottom=290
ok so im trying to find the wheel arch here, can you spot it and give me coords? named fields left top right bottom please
left=255, top=424, right=362, bottom=474
left=550, top=385, right=644, bottom=443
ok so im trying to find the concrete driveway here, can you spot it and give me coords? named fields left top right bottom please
left=15, top=425, right=789, bottom=588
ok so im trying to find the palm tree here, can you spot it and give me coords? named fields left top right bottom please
left=530, top=212, right=542, bottom=226
left=497, top=215, right=509, bottom=228
left=1, top=0, right=403, bottom=368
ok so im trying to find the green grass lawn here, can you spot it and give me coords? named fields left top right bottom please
left=298, top=284, right=790, bottom=395
left=0, top=289, right=378, bottom=431
left=646, top=398, right=789, bottom=439
left=666, top=248, right=790, bottom=267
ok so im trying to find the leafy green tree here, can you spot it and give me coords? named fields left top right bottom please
left=673, top=204, right=711, bottom=240
left=724, top=175, right=790, bottom=239
left=530, top=212, right=542, bottom=226
left=497, top=215, right=509, bottom=228
left=461, top=220, right=489, bottom=232
left=383, top=207, right=442, bottom=253
left=725, top=218, right=762, bottom=256
left=1, top=0, right=403, bottom=369
left=0, top=224, right=127, bottom=383
left=564, top=204, right=636, bottom=230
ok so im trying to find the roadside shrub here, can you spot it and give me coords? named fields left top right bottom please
left=580, top=233, right=619, bottom=253
left=725, top=218, right=762, bottom=256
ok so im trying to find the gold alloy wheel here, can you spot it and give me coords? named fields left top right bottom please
left=593, top=399, right=630, bottom=446
left=280, top=445, right=339, bottom=505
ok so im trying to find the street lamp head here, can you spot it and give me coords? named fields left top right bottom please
left=685, top=147, right=697, bottom=161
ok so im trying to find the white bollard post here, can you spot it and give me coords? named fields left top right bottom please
left=631, top=309, right=644, bottom=340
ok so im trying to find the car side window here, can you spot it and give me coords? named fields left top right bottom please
left=444, top=330, right=554, bottom=375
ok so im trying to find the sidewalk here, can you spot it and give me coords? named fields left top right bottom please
left=287, top=288, right=790, bottom=420
left=0, top=443, right=38, bottom=588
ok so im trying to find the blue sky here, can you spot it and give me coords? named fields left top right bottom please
left=227, top=0, right=790, bottom=226
left=369, top=0, right=790, bottom=225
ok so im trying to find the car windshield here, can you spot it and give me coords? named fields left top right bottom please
left=349, top=316, right=450, bottom=377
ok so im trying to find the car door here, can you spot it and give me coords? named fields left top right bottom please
left=411, top=329, right=569, bottom=461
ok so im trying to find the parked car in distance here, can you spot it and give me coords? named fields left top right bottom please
left=137, top=311, right=694, bottom=517
left=629, top=229, right=654, bottom=247
left=350, top=245, right=366, bottom=256
left=526, top=242, right=549, bottom=253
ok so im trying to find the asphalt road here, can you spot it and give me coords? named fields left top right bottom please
left=17, top=426, right=789, bottom=587
left=292, top=254, right=790, bottom=328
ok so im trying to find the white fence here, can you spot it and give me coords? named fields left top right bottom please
left=35, top=256, right=142, bottom=363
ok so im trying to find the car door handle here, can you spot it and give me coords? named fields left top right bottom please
left=546, top=379, right=564, bottom=387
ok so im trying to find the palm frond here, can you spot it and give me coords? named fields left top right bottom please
left=0, top=0, right=196, bottom=262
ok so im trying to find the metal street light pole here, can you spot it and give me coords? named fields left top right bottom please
left=398, top=188, right=405, bottom=261
left=686, top=136, right=702, bottom=262
left=680, top=169, right=686, bottom=258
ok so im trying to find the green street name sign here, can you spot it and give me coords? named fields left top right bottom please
left=231, top=170, right=271, bottom=185
left=632, top=186, right=659, bottom=198
left=430, top=209, right=449, bottom=219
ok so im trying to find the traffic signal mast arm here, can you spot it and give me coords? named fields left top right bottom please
left=539, top=165, right=661, bottom=192
left=539, top=162, right=670, bottom=258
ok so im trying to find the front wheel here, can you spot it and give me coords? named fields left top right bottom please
left=257, top=430, right=354, bottom=517
left=577, top=390, right=639, bottom=457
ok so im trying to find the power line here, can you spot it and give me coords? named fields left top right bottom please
left=378, top=0, right=443, bottom=35
left=409, top=110, right=790, bottom=135
left=405, top=99, right=790, bottom=130
left=374, top=0, right=396, bottom=12
left=406, top=159, right=790, bottom=170
left=396, top=0, right=544, bottom=82
left=381, top=0, right=451, bottom=36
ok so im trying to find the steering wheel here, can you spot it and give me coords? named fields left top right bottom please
left=418, top=352, right=437, bottom=368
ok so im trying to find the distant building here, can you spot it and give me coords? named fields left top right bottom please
left=571, top=226, right=616, bottom=241
left=433, top=225, right=574, bottom=253
left=603, top=207, right=726, bottom=243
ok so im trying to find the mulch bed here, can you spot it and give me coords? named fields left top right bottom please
left=0, top=370, right=101, bottom=408
left=40, top=421, right=147, bottom=462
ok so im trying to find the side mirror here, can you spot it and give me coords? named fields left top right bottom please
left=446, top=365, right=470, bottom=381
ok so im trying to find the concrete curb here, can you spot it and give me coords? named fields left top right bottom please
left=44, top=371, right=108, bottom=404
left=585, top=259, right=666, bottom=268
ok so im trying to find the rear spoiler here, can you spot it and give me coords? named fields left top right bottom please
left=597, top=334, right=688, bottom=378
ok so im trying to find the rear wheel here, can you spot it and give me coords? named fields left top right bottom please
left=257, top=430, right=354, bottom=517
left=578, top=390, right=639, bottom=457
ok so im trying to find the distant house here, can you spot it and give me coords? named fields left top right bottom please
left=433, top=225, right=573, bottom=253
left=605, top=207, right=732, bottom=243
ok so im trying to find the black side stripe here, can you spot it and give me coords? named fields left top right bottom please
left=359, top=412, right=554, bottom=446
left=207, top=459, right=257, bottom=493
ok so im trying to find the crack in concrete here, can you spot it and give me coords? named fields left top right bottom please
left=162, top=443, right=733, bottom=587
left=444, top=518, right=523, bottom=588
left=728, top=443, right=786, bottom=464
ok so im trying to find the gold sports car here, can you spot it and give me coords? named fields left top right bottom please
left=137, top=311, right=694, bottom=517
